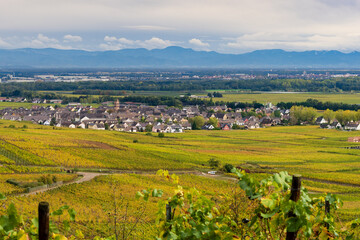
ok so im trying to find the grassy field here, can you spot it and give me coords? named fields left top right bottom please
left=205, top=91, right=360, bottom=104
left=42, top=90, right=360, bottom=105
left=0, top=102, right=55, bottom=109
left=0, top=120, right=360, bottom=233
left=129, top=90, right=205, bottom=97
left=40, top=90, right=206, bottom=99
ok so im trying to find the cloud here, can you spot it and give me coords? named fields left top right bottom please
left=23, top=34, right=72, bottom=49
left=2, top=0, right=359, bottom=36
left=37, top=33, right=58, bottom=43
left=63, top=34, right=82, bottom=42
left=104, top=36, right=117, bottom=42
left=0, top=37, right=11, bottom=48
left=124, top=25, right=174, bottom=31
left=99, top=43, right=123, bottom=51
left=104, top=36, right=134, bottom=45
left=189, top=38, right=210, bottom=48
left=3, top=1, right=360, bottom=52
left=100, top=36, right=174, bottom=50
left=224, top=32, right=360, bottom=52
left=101, top=36, right=134, bottom=50
left=118, top=37, right=134, bottom=45
left=141, top=37, right=173, bottom=49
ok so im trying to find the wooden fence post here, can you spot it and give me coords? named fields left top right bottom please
left=286, top=175, right=302, bottom=240
left=38, top=202, right=50, bottom=240
left=166, top=204, right=172, bottom=221
left=325, top=200, right=330, bottom=230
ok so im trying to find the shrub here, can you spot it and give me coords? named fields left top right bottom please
left=145, top=124, right=153, bottom=132
left=6, top=179, right=20, bottom=186
left=158, top=132, right=165, bottom=138
left=208, top=158, right=220, bottom=169
left=133, top=139, right=138, bottom=143
left=223, top=163, right=234, bottom=173
left=52, top=175, right=57, bottom=183
left=39, top=174, right=54, bottom=185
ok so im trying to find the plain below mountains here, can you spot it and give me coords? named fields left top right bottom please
left=0, top=46, right=360, bottom=68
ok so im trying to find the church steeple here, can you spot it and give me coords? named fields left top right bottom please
left=114, top=99, right=120, bottom=111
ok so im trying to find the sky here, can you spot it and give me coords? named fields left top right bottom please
left=1, top=0, right=360, bottom=53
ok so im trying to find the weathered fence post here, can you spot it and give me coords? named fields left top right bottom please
left=166, top=204, right=172, bottom=221
left=38, top=202, right=50, bottom=240
left=325, top=200, right=330, bottom=230
left=286, top=175, right=302, bottom=240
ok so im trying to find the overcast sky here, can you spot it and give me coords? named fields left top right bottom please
left=1, top=0, right=360, bottom=53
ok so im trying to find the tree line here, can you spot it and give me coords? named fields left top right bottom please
left=2, top=77, right=360, bottom=92
left=277, top=98, right=360, bottom=111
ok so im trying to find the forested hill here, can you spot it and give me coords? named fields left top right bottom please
left=2, top=47, right=360, bottom=68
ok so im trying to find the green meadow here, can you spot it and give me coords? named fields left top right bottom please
left=207, top=92, right=360, bottom=104
left=32, top=90, right=360, bottom=105
left=0, top=102, right=54, bottom=109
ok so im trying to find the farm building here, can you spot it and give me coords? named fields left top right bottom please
left=348, top=137, right=360, bottom=142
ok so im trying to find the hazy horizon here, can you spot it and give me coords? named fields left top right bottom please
left=1, top=1, right=360, bottom=53
left=2, top=46, right=360, bottom=55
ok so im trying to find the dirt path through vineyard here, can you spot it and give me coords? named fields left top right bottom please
left=18, top=170, right=359, bottom=197
left=19, top=172, right=107, bottom=196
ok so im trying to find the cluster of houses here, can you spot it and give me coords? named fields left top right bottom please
left=0, top=97, right=62, bottom=104
left=316, top=117, right=360, bottom=131
left=0, top=100, right=288, bottom=133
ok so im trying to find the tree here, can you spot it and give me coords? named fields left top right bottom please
left=207, top=117, right=219, bottom=128
left=356, top=110, right=360, bottom=121
left=290, top=106, right=317, bottom=125
left=303, top=107, right=317, bottom=124
left=335, top=110, right=345, bottom=126
left=273, top=110, right=281, bottom=118
left=343, top=110, right=355, bottom=124
left=188, top=116, right=205, bottom=130
left=208, top=158, right=220, bottom=169
left=323, top=109, right=335, bottom=123
left=213, top=92, right=223, bottom=97
left=223, top=163, right=234, bottom=173
left=145, top=124, right=153, bottom=132
left=50, top=117, right=56, bottom=126
left=290, top=106, right=302, bottom=125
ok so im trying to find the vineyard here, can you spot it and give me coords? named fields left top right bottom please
left=2, top=173, right=238, bottom=239
left=0, top=119, right=360, bottom=237
left=2, top=120, right=360, bottom=182
left=1, top=171, right=359, bottom=239
left=0, top=173, right=78, bottom=195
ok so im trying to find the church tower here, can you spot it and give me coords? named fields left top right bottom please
left=114, top=99, right=120, bottom=111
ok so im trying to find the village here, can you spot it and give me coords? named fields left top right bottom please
left=3, top=97, right=360, bottom=134
left=0, top=98, right=289, bottom=132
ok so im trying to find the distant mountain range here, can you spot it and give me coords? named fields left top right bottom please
left=1, top=46, right=360, bottom=68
